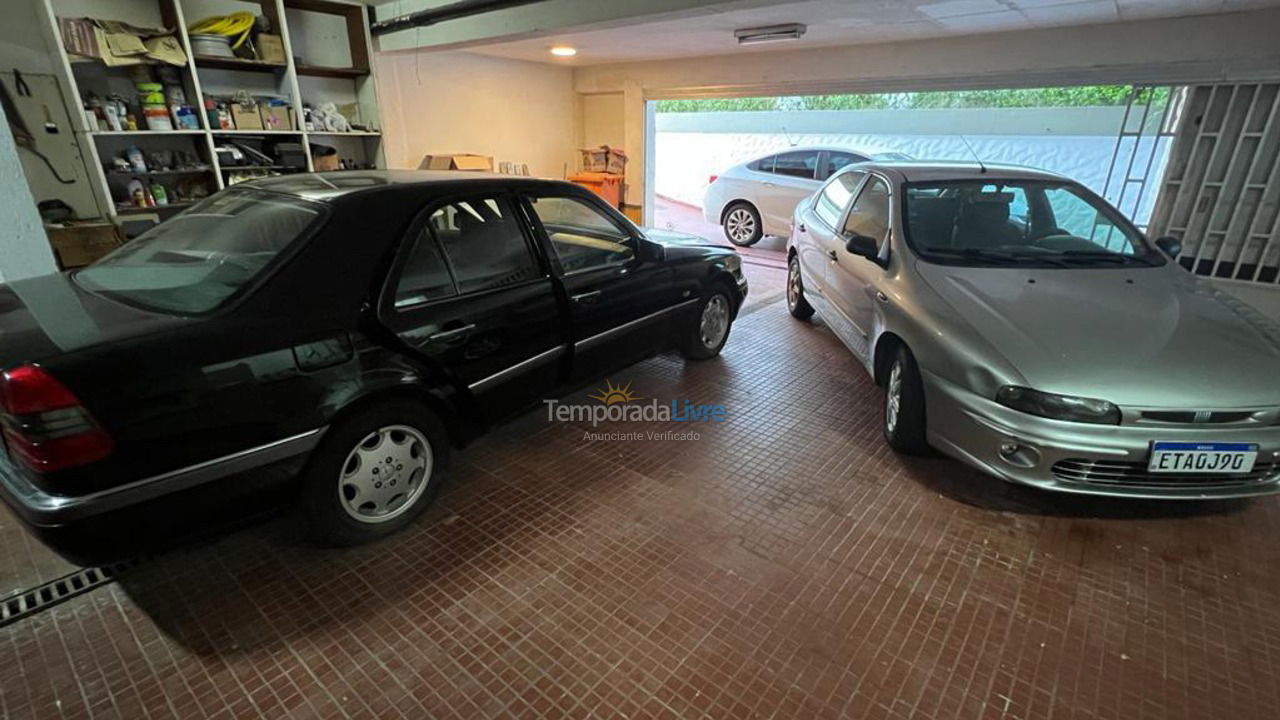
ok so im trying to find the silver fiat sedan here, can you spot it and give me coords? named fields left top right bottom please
left=786, top=160, right=1280, bottom=498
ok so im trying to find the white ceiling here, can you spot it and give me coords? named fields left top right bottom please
left=459, top=0, right=1280, bottom=65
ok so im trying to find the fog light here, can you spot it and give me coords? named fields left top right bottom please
left=997, top=441, right=1040, bottom=469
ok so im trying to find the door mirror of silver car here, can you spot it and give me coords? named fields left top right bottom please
left=1154, top=235, right=1182, bottom=258
left=845, top=233, right=879, bottom=260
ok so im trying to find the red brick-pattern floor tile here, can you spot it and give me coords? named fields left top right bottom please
left=3, top=262, right=1280, bottom=719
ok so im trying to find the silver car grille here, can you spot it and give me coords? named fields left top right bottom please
left=1051, top=458, right=1280, bottom=489
left=1139, top=410, right=1257, bottom=424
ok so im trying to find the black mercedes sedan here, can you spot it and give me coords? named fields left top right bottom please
left=0, top=171, right=746, bottom=554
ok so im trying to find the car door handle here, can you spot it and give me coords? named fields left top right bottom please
left=826, top=249, right=838, bottom=262
left=763, top=181, right=776, bottom=188
left=428, top=324, right=475, bottom=343
left=571, top=290, right=602, bottom=304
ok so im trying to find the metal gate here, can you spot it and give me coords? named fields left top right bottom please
left=1101, top=85, right=1180, bottom=231
left=1148, top=83, right=1280, bottom=284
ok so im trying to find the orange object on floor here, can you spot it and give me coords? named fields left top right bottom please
left=568, top=171, right=623, bottom=209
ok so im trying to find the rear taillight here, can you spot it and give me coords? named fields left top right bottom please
left=0, top=364, right=113, bottom=473
left=708, top=175, right=718, bottom=185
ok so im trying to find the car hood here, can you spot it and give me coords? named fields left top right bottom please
left=0, top=272, right=188, bottom=369
left=915, top=262, right=1280, bottom=408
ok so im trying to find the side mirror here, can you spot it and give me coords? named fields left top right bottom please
left=637, top=239, right=665, bottom=262
left=1154, top=235, right=1182, bottom=258
left=845, top=233, right=879, bottom=260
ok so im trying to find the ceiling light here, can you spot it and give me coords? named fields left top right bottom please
left=549, top=46, right=577, bottom=57
left=734, top=23, right=807, bottom=45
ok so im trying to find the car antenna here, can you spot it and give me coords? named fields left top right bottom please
left=781, top=125, right=798, bottom=147
left=960, top=135, right=987, bottom=173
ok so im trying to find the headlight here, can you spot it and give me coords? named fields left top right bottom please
left=995, top=386, right=1120, bottom=425
left=724, top=254, right=742, bottom=274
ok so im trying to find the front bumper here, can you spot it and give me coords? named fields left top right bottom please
left=923, top=371, right=1280, bottom=499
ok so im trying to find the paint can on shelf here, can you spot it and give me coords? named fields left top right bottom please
left=143, top=104, right=173, bottom=131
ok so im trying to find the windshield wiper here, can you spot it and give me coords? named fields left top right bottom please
left=922, top=247, right=1070, bottom=267
left=1058, top=250, right=1155, bottom=266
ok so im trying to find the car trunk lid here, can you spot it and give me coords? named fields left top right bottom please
left=0, top=273, right=190, bottom=370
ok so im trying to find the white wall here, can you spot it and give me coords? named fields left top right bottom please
left=653, top=107, right=1170, bottom=228
left=375, top=50, right=578, bottom=178
left=581, top=92, right=624, bottom=149
left=0, top=98, right=58, bottom=281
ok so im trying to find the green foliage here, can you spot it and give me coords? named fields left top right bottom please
left=655, top=86, right=1169, bottom=113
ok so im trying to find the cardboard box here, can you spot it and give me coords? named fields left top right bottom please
left=58, top=18, right=187, bottom=67
left=418, top=153, right=494, bottom=171
left=46, top=222, right=123, bottom=270
left=580, top=145, right=627, bottom=174
left=313, top=153, right=340, bottom=172
left=260, top=105, right=295, bottom=131
left=256, top=34, right=286, bottom=64
left=230, top=102, right=264, bottom=130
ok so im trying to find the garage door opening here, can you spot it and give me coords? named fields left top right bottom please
left=652, top=85, right=1180, bottom=261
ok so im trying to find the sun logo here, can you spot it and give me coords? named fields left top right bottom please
left=589, top=379, right=641, bottom=405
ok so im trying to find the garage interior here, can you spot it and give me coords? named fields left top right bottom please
left=3, top=1, right=1280, bottom=718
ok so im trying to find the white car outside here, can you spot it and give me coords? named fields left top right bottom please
left=703, top=147, right=910, bottom=246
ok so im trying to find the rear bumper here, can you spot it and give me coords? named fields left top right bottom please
left=923, top=371, right=1280, bottom=499
left=0, top=429, right=325, bottom=527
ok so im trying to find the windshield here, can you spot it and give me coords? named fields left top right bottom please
left=902, top=180, right=1162, bottom=268
left=75, top=190, right=325, bottom=314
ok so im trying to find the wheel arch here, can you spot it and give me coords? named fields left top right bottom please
left=319, top=361, right=476, bottom=449
left=720, top=199, right=759, bottom=224
left=872, top=331, right=907, bottom=387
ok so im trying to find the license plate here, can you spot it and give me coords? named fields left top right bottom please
left=1147, top=442, right=1258, bottom=474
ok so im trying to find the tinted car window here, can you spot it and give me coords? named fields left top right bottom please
left=431, top=197, right=540, bottom=294
left=394, top=229, right=455, bottom=308
left=821, top=152, right=866, bottom=180
left=813, top=171, right=865, bottom=229
left=748, top=155, right=776, bottom=173
left=527, top=195, right=635, bottom=273
left=74, top=190, right=323, bottom=314
left=773, top=151, right=819, bottom=179
left=844, top=177, right=891, bottom=250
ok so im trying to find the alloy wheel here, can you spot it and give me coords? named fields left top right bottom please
left=885, top=362, right=902, bottom=433
left=338, top=424, right=432, bottom=524
left=787, top=260, right=801, bottom=311
left=700, top=295, right=730, bottom=349
left=725, top=208, right=756, bottom=244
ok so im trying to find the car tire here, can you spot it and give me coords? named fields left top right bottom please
left=722, top=202, right=763, bottom=247
left=680, top=287, right=734, bottom=360
left=883, top=345, right=929, bottom=455
left=302, top=399, right=449, bottom=546
left=786, top=254, right=815, bottom=320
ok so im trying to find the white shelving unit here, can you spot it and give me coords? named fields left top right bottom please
left=37, top=0, right=384, bottom=222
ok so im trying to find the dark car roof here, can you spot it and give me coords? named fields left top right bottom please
left=239, top=170, right=579, bottom=203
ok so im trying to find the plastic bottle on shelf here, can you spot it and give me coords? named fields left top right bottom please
left=152, top=182, right=169, bottom=206
left=126, top=146, right=147, bottom=173
left=103, top=102, right=122, bottom=132
left=128, top=179, right=145, bottom=208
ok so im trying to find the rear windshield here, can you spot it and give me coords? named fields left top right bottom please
left=74, top=190, right=325, bottom=314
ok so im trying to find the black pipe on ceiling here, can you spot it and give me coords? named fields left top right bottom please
left=370, top=0, right=552, bottom=37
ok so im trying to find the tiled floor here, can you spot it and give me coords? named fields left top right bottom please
left=4, top=264, right=1280, bottom=719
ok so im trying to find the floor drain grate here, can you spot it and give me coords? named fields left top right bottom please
left=1, top=560, right=139, bottom=629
